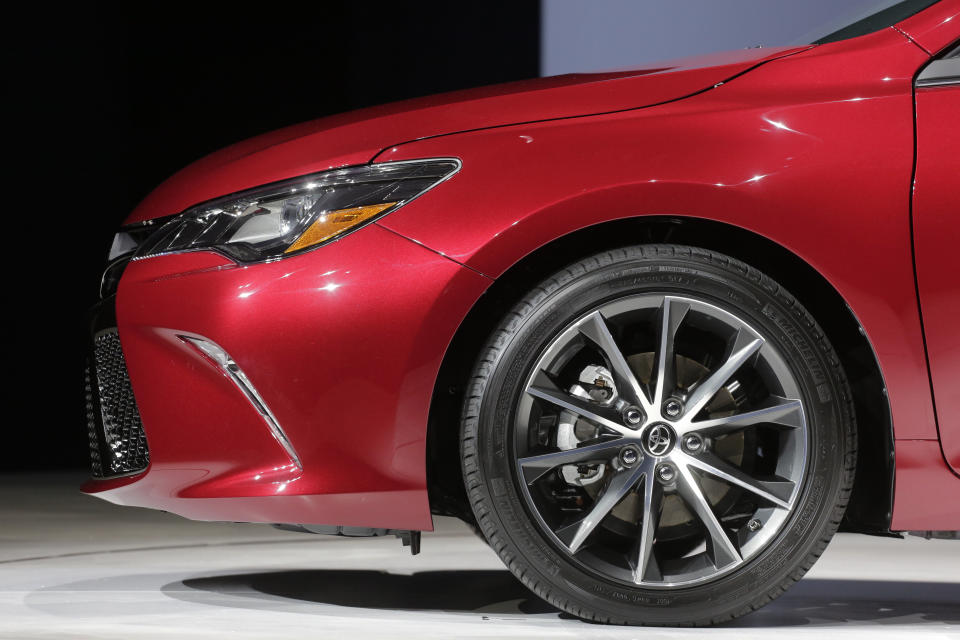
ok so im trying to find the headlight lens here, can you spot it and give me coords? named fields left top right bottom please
left=133, top=158, right=460, bottom=263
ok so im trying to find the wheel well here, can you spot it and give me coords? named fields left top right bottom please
left=426, top=216, right=894, bottom=533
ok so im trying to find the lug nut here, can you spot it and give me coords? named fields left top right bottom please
left=663, top=398, right=683, bottom=419
left=682, top=434, right=704, bottom=454
left=656, top=463, right=676, bottom=484
left=623, top=406, right=645, bottom=427
left=619, top=446, right=641, bottom=467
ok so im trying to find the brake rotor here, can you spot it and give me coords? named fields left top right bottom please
left=576, top=352, right=748, bottom=540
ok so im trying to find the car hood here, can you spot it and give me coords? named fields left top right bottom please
left=125, top=46, right=807, bottom=224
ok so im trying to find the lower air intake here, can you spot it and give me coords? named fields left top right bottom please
left=85, top=330, right=149, bottom=478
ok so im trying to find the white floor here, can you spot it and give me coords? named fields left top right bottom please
left=0, top=474, right=957, bottom=639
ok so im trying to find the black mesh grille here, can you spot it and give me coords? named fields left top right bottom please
left=86, top=330, right=149, bottom=477
left=84, top=367, right=104, bottom=477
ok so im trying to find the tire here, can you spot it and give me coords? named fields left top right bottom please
left=460, top=244, right=856, bottom=626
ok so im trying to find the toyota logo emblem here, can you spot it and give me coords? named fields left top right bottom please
left=646, top=424, right=673, bottom=456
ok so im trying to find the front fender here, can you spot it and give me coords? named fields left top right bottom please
left=376, top=27, right=936, bottom=450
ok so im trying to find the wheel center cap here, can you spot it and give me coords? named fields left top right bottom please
left=641, top=423, right=676, bottom=457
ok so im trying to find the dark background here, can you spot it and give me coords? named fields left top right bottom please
left=6, top=4, right=540, bottom=471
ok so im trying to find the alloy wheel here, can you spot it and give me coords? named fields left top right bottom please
left=514, top=294, right=808, bottom=587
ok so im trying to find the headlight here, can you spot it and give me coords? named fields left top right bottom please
left=133, top=158, right=460, bottom=263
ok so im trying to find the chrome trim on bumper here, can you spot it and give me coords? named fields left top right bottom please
left=178, top=335, right=303, bottom=469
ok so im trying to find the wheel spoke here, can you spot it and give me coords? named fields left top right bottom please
left=633, top=472, right=663, bottom=583
left=577, top=311, right=652, bottom=413
left=557, top=464, right=646, bottom=553
left=652, top=297, right=689, bottom=407
left=679, top=451, right=795, bottom=508
left=518, top=439, right=625, bottom=484
left=679, top=396, right=804, bottom=438
left=526, top=371, right=629, bottom=435
left=684, top=329, right=763, bottom=419
left=676, top=462, right=741, bottom=569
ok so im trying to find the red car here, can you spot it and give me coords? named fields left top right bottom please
left=84, top=0, right=960, bottom=626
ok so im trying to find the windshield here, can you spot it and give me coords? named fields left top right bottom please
left=541, top=0, right=942, bottom=76
left=800, top=0, right=940, bottom=44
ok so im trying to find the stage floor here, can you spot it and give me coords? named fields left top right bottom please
left=1, top=473, right=957, bottom=639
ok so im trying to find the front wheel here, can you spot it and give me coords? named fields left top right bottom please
left=461, top=244, right=856, bottom=625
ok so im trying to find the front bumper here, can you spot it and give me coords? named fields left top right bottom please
left=82, top=223, right=490, bottom=531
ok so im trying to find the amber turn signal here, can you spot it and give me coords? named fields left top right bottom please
left=285, top=202, right=397, bottom=253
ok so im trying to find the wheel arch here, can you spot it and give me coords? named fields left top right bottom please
left=426, top=215, right=894, bottom=533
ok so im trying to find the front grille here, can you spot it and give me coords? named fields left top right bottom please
left=85, top=330, right=149, bottom=478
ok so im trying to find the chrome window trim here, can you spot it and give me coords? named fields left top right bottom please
left=916, top=58, right=960, bottom=87
left=916, top=42, right=960, bottom=88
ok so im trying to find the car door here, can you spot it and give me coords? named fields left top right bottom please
left=912, top=41, right=960, bottom=474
